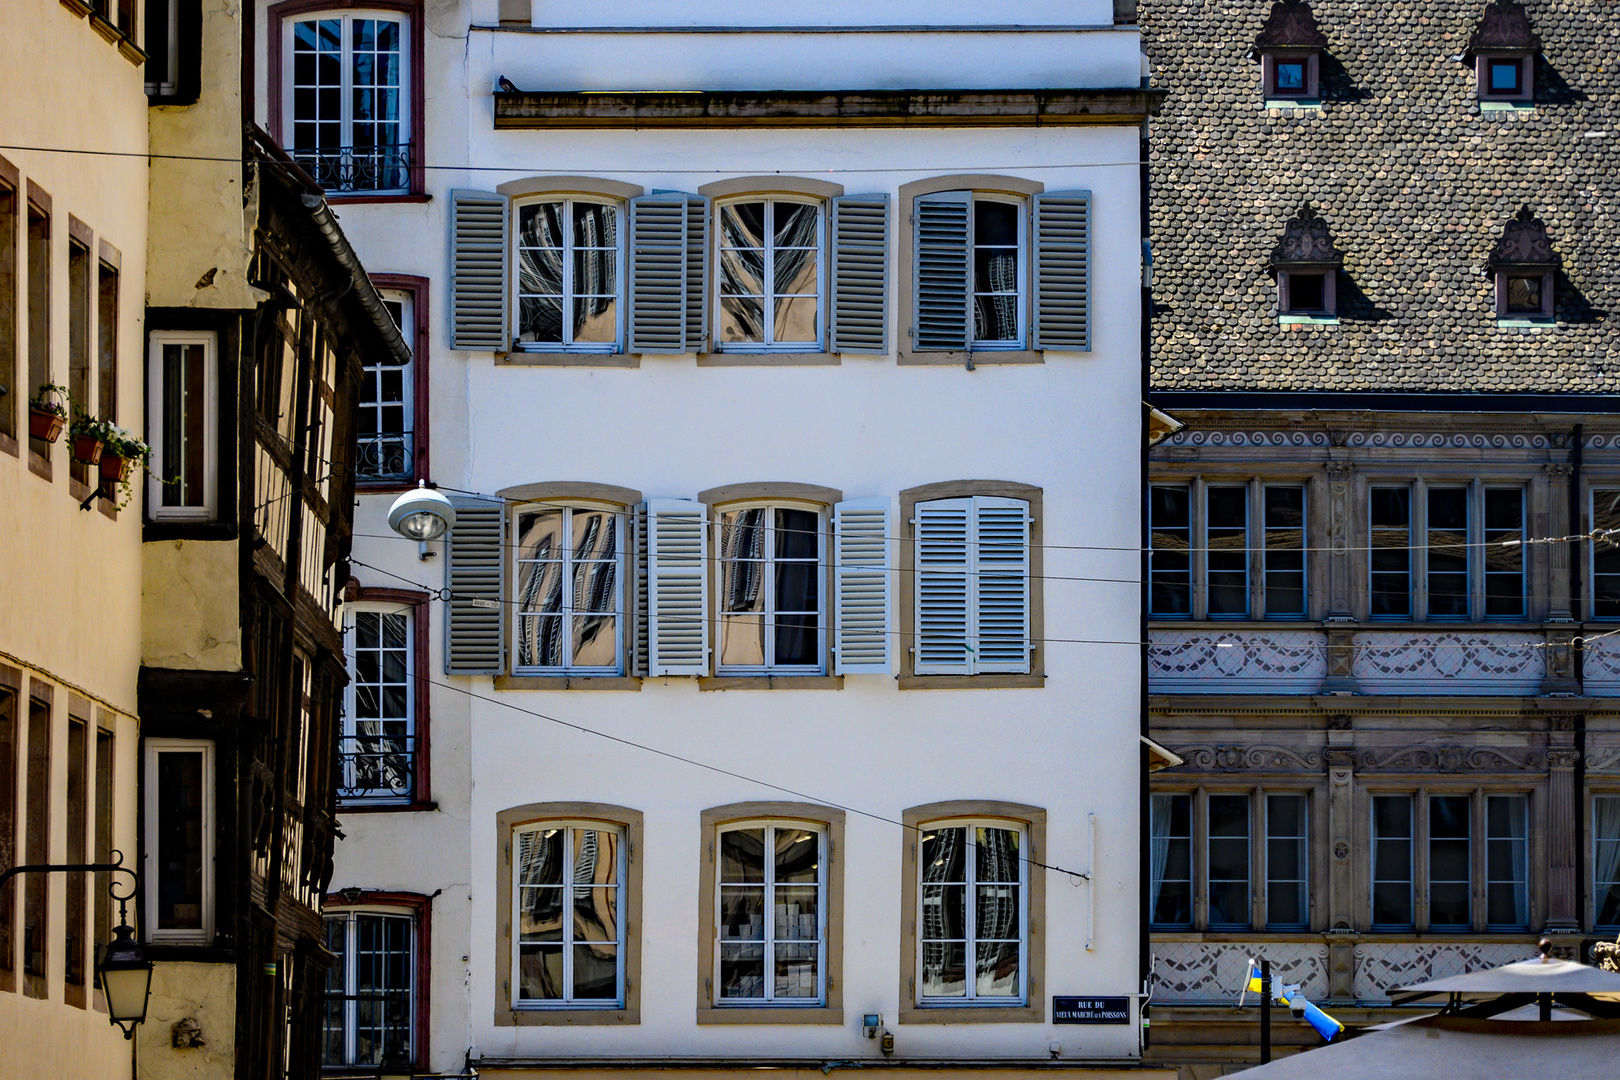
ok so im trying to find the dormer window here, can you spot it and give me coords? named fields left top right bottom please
left=1487, top=207, right=1559, bottom=322
left=1468, top=1, right=1540, bottom=105
left=1253, top=0, right=1328, bottom=104
left=1270, top=204, right=1342, bottom=321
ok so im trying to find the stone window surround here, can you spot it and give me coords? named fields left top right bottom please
left=493, top=801, right=644, bottom=1026
left=339, top=583, right=435, bottom=809
left=898, top=800, right=1047, bottom=1024
left=695, top=801, right=846, bottom=1025
left=897, top=175, right=1045, bottom=367
left=698, top=482, right=845, bottom=690
left=493, top=481, right=644, bottom=691
left=897, top=480, right=1045, bottom=689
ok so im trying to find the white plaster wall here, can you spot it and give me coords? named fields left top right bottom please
left=311, top=8, right=1147, bottom=1072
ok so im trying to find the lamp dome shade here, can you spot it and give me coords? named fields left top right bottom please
left=387, top=484, right=457, bottom=541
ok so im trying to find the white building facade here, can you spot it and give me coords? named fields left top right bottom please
left=252, top=2, right=1162, bottom=1075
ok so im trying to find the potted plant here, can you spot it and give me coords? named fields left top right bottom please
left=28, top=383, right=69, bottom=443
left=98, top=424, right=152, bottom=509
left=69, top=413, right=113, bottom=466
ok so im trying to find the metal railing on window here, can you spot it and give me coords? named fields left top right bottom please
left=322, top=989, right=413, bottom=1068
left=291, top=146, right=412, bottom=194
left=338, top=734, right=416, bottom=803
left=355, top=432, right=414, bottom=481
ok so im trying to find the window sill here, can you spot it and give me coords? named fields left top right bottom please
left=494, top=674, right=643, bottom=691
left=0, top=431, right=15, bottom=458
left=323, top=192, right=432, bottom=204
left=28, top=448, right=51, bottom=481
left=1278, top=313, right=1339, bottom=325
left=697, top=351, right=840, bottom=367
left=898, top=673, right=1044, bottom=690
left=497, top=350, right=640, bottom=368
left=898, top=348, right=1042, bottom=366
left=498, top=1005, right=639, bottom=1026
left=59, top=0, right=92, bottom=15
left=1497, top=316, right=1555, bottom=329
left=1263, top=98, right=1322, bottom=110
left=699, top=675, right=844, bottom=691
left=697, top=1005, right=843, bottom=1025
left=899, top=1002, right=1042, bottom=1024
left=338, top=799, right=438, bottom=814
left=355, top=478, right=424, bottom=494
left=1480, top=100, right=1535, bottom=113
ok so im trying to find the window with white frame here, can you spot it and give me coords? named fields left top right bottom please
left=356, top=290, right=414, bottom=479
left=716, top=197, right=823, bottom=351
left=917, top=821, right=1026, bottom=1004
left=1148, top=481, right=1308, bottom=619
left=716, top=505, right=825, bottom=674
left=342, top=606, right=416, bottom=804
left=1370, top=484, right=1525, bottom=620
left=513, top=504, right=624, bottom=675
left=148, top=331, right=217, bottom=520
left=284, top=12, right=410, bottom=193
left=1595, top=796, right=1620, bottom=929
left=323, top=908, right=416, bottom=1068
left=913, top=496, right=1031, bottom=676
left=143, top=739, right=214, bottom=943
left=514, top=198, right=623, bottom=352
left=513, top=823, right=625, bottom=1006
left=716, top=823, right=826, bottom=1004
left=913, top=192, right=1026, bottom=351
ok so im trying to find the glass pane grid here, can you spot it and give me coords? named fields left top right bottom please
left=1485, top=795, right=1528, bottom=929
left=718, top=826, right=824, bottom=1004
left=516, top=200, right=620, bottom=350
left=516, top=826, right=623, bottom=1006
left=1149, top=794, right=1193, bottom=928
left=1265, top=794, right=1308, bottom=930
left=1596, top=797, right=1620, bottom=928
left=717, top=508, right=823, bottom=674
left=1484, top=489, right=1525, bottom=618
left=971, top=200, right=1021, bottom=346
left=1426, top=488, right=1470, bottom=620
left=1150, top=486, right=1192, bottom=617
left=514, top=508, right=621, bottom=674
left=919, top=825, right=1024, bottom=1003
left=1428, top=795, right=1472, bottom=930
left=322, top=911, right=414, bottom=1068
left=1263, top=486, right=1307, bottom=617
left=1594, top=491, right=1620, bottom=619
left=1206, top=487, right=1249, bottom=617
left=289, top=16, right=409, bottom=192
left=342, top=610, right=414, bottom=801
left=1206, top=795, right=1250, bottom=929
left=1372, top=795, right=1414, bottom=929
left=1370, top=487, right=1412, bottom=619
left=718, top=200, right=821, bottom=350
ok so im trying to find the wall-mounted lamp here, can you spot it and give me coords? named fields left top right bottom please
left=388, top=481, right=457, bottom=541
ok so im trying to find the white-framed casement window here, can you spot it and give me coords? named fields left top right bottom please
left=323, top=908, right=416, bottom=1068
left=716, top=505, right=826, bottom=675
left=342, top=605, right=416, bottom=804
left=715, top=197, right=825, bottom=351
left=917, top=820, right=1027, bottom=1004
left=514, top=198, right=624, bottom=353
left=147, top=330, right=217, bottom=521
left=914, top=192, right=1027, bottom=351
left=715, top=822, right=827, bottom=1004
left=284, top=11, right=410, bottom=193
left=1594, top=796, right=1620, bottom=929
left=1369, top=484, right=1526, bottom=621
left=913, top=496, right=1031, bottom=675
left=357, top=289, right=414, bottom=479
left=512, top=503, right=625, bottom=675
left=513, top=822, right=625, bottom=1007
left=143, top=738, right=214, bottom=943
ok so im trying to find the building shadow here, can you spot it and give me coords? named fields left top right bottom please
left=1556, top=270, right=1608, bottom=324
left=1319, top=53, right=1372, bottom=104
left=1338, top=272, right=1393, bottom=322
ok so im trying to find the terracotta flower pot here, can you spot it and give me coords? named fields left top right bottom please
left=28, top=407, right=64, bottom=443
left=72, top=433, right=104, bottom=465
left=99, top=450, right=129, bottom=482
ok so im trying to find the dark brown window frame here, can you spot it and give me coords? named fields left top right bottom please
left=340, top=582, right=434, bottom=809
left=1261, top=49, right=1321, bottom=102
left=0, top=152, right=18, bottom=458
left=1277, top=267, right=1337, bottom=317
left=1477, top=52, right=1533, bottom=103
left=25, top=182, right=52, bottom=482
left=321, top=890, right=433, bottom=1073
left=1496, top=269, right=1554, bottom=321
left=266, top=0, right=429, bottom=200
left=357, top=274, right=429, bottom=490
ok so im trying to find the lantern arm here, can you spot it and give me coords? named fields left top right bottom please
left=0, top=849, right=141, bottom=921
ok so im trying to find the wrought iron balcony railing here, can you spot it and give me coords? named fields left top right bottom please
left=355, top=432, right=414, bottom=480
left=338, top=734, right=415, bottom=803
left=322, top=989, right=413, bottom=1068
left=291, top=145, right=412, bottom=194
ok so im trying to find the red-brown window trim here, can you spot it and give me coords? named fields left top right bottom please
left=1476, top=53, right=1534, bottom=102
left=321, top=890, right=432, bottom=1073
left=1277, top=268, right=1337, bottom=316
left=266, top=0, right=427, bottom=197
left=1260, top=50, right=1320, bottom=101
left=342, top=582, right=433, bottom=808
left=362, top=274, right=429, bottom=489
left=1495, top=269, right=1555, bottom=321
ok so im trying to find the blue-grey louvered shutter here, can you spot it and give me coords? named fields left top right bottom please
left=450, top=190, right=510, bottom=350
left=833, top=497, right=892, bottom=674
left=645, top=499, right=709, bottom=675
left=444, top=496, right=505, bottom=674
left=629, top=194, right=707, bottom=353
left=912, top=191, right=970, bottom=351
left=913, top=497, right=972, bottom=675
left=1033, top=190, right=1093, bottom=352
left=831, top=194, right=890, bottom=354
left=685, top=195, right=710, bottom=352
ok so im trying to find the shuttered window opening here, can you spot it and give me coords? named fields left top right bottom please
left=913, top=192, right=971, bottom=351
left=512, top=505, right=625, bottom=675
left=913, top=191, right=1028, bottom=352
left=913, top=497, right=1031, bottom=676
left=830, top=195, right=890, bottom=354
left=644, top=499, right=710, bottom=675
left=1032, top=191, right=1093, bottom=352
left=450, top=191, right=510, bottom=350
left=715, top=198, right=825, bottom=352
left=513, top=198, right=625, bottom=353
left=628, top=193, right=709, bottom=354
left=444, top=496, right=506, bottom=674
left=833, top=498, right=892, bottom=674
left=715, top=505, right=827, bottom=674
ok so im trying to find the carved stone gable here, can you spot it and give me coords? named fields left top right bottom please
left=1270, top=204, right=1344, bottom=267
left=1254, top=0, right=1329, bottom=51
left=1467, top=1, right=1542, bottom=55
left=1487, top=206, right=1562, bottom=271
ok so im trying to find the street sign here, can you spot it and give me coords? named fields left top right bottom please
left=1052, top=996, right=1131, bottom=1024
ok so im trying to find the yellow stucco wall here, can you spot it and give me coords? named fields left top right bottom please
left=142, top=540, right=242, bottom=670
left=136, top=962, right=237, bottom=1080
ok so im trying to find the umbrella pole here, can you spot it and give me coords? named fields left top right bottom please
left=1261, top=957, right=1272, bottom=1065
